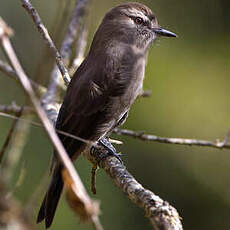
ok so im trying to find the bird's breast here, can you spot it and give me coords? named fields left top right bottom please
left=122, top=57, right=146, bottom=106
left=110, top=56, right=146, bottom=121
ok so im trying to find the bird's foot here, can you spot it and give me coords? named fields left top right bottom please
left=97, top=137, right=123, bottom=164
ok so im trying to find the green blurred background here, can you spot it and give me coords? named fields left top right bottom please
left=1, top=0, right=230, bottom=229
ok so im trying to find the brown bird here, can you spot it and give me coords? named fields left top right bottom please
left=37, top=2, right=177, bottom=228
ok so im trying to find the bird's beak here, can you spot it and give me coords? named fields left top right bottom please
left=152, top=27, right=177, bottom=37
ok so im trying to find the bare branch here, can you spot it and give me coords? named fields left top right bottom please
left=69, top=22, right=88, bottom=76
left=1, top=114, right=32, bottom=187
left=0, top=59, right=16, bottom=77
left=113, top=128, right=230, bottom=149
left=0, top=109, right=21, bottom=164
left=0, top=110, right=35, bottom=230
left=2, top=103, right=229, bottom=151
left=0, top=103, right=33, bottom=115
left=33, top=0, right=72, bottom=85
left=59, top=0, right=91, bottom=66
left=21, top=0, right=71, bottom=85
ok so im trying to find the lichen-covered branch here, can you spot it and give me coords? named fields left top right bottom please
left=88, top=148, right=182, bottom=230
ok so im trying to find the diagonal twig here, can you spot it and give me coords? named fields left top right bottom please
left=1, top=104, right=230, bottom=151
left=0, top=108, right=22, bottom=164
left=58, top=0, right=91, bottom=67
left=69, top=21, right=88, bottom=76
left=21, top=0, right=71, bottom=86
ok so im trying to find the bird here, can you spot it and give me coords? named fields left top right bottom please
left=37, top=2, right=177, bottom=228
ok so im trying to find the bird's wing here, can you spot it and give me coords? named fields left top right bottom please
left=55, top=53, right=132, bottom=158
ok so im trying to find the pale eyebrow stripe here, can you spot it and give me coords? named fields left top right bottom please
left=120, top=8, right=149, bottom=22
left=130, top=12, right=149, bottom=21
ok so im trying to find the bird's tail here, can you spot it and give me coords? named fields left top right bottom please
left=37, top=165, right=63, bottom=228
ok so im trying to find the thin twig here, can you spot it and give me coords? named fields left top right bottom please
left=1, top=103, right=230, bottom=151
left=1, top=113, right=32, bottom=184
left=0, top=103, right=33, bottom=115
left=21, top=0, right=71, bottom=85
left=113, top=128, right=230, bottom=149
left=33, top=0, right=71, bottom=84
left=0, top=59, right=16, bottom=77
left=218, top=129, right=230, bottom=147
left=24, top=170, right=49, bottom=218
left=69, top=21, right=88, bottom=76
left=0, top=19, right=99, bottom=226
left=0, top=111, right=97, bottom=147
left=140, top=89, right=152, bottom=98
left=0, top=108, right=22, bottom=164
left=1, top=103, right=230, bottom=150
left=59, top=0, right=91, bottom=66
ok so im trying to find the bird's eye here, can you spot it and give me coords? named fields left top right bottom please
left=134, top=17, right=143, bottom=25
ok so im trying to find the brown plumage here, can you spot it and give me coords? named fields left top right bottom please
left=37, top=2, right=176, bottom=228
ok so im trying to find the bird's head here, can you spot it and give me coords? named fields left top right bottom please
left=92, top=2, right=177, bottom=52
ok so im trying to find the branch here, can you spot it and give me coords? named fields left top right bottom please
left=0, top=113, right=35, bottom=230
left=21, top=0, right=71, bottom=86
left=0, top=103, right=33, bottom=116
left=88, top=147, right=182, bottom=230
left=69, top=21, right=88, bottom=76
left=1, top=104, right=228, bottom=151
left=113, top=128, right=230, bottom=149
left=59, top=0, right=91, bottom=66
left=0, top=109, right=21, bottom=164
left=0, top=19, right=100, bottom=228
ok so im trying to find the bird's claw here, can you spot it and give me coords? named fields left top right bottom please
left=98, top=138, right=123, bottom=164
